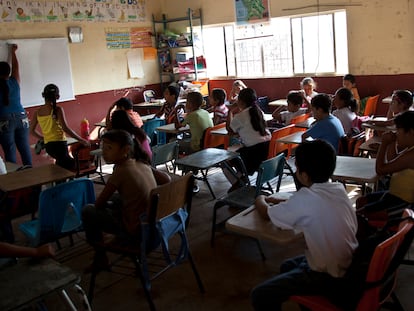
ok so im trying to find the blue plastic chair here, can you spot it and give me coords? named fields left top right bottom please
left=143, top=118, right=166, bottom=146
left=19, top=179, right=96, bottom=246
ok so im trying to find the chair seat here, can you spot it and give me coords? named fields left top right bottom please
left=221, top=186, right=261, bottom=209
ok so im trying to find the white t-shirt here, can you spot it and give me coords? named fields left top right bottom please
left=280, top=108, right=308, bottom=125
left=267, top=182, right=358, bottom=277
left=333, top=107, right=356, bottom=134
left=230, top=107, right=271, bottom=147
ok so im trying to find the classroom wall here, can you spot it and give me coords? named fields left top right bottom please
left=2, top=0, right=414, bottom=166
left=160, top=0, right=414, bottom=75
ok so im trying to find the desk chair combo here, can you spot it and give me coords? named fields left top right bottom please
left=19, top=178, right=96, bottom=248
left=143, top=118, right=167, bottom=146
left=88, top=174, right=204, bottom=311
left=290, top=208, right=414, bottom=311
left=151, top=140, right=179, bottom=174
left=211, top=153, right=286, bottom=255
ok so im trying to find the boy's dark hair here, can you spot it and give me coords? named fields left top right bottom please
left=394, top=111, right=414, bottom=132
left=115, top=97, right=133, bottom=110
left=166, top=85, right=179, bottom=99
left=335, top=87, right=357, bottom=112
left=295, top=140, right=336, bottom=183
left=187, top=91, right=204, bottom=108
left=212, top=88, right=226, bottom=104
left=343, top=74, right=356, bottom=84
left=311, top=93, right=332, bottom=113
left=287, top=91, right=303, bottom=106
left=393, top=90, right=413, bottom=109
left=238, top=88, right=267, bottom=136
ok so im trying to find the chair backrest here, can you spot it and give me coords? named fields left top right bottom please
left=202, top=123, right=229, bottom=149
left=143, top=90, right=155, bottom=102
left=255, top=153, right=285, bottom=196
left=338, top=132, right=365, bottom=157
left=143, top=118, right=166, bottom=146
left=151, top=141, right=179, bottom=170
left=356, top=209, right=414, bottom=311
left=267, top=124, right=296, bottom=159
left=363, top=95, right=380, bottom=116
left=37, top=179, right=96, bottom=244
left=290, top=112, right=310, bottom=125
left=149, top=173, right=193, bottom=222
left=257, top=96, right=270, bottom=113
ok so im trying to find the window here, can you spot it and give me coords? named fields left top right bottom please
left=202, top=10, right=348, bottom=78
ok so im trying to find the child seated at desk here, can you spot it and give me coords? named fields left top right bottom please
left=174, top=91, right=213, bottom=155
left=302, top=94, right=345, bottom=153
left=106, top=97, right=143, bottom=128
left=29, top=84, right=90, bottom=170
left=366, top=90, right=413, bottom=127
left=357, top=111, right=414, bottom=220
left=332, top=87, right=358, bottom=135
left=210, top=88, right=229, bottom=125
left=154, top=85, right=184, bottom=124
left=342, top=74, right=361, bottom=114
left=82, top=130, right=170, bottom=271
left=252, top=140, right=358, bottom=311
left=271, top=91, right=307, bottom=127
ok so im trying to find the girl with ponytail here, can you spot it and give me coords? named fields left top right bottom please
left=30, top=83, right=89, bottom=170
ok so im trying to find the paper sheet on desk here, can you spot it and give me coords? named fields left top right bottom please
left=127, top=49, right=144, bottom=78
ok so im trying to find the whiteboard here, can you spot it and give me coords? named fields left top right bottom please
left=0, top=38, right=75, bottom=108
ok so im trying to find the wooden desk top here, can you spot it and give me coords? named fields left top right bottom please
left=276, top=131, right=304, bottom=144
left=133, top=101, right=164, bottom=108
left=333, top=156, right=378, bottom=184
left=295, top=117, right=315, bottom=129
left=359, top=136, right=381, bottom=152
left=210, top=127, right=228, bottom=136
left=361, top=122, right=396, bottom=132
left=0, top=164, right=75, bottom=193
left=226, top=192, right=303, bottom=244
left=156, top=123, right=190, bottom=134
left=0, top=258, right=79, bottom=310
left=175, top=148, right=239, bottom=170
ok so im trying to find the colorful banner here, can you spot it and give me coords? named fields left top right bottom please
left=0, top=0, right=145, bottom=23
left=235, top=0, right=269, bottom=24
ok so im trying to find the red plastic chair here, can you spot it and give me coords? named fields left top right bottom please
left=267, top=124, right=296, bottom=159
left=363, top=95, right=380, bottom=116
left=290, top=209, right=414, bottom=311
left=202, top=122, right=229, bottom=149
left=290, top=112, right=311, bottom=125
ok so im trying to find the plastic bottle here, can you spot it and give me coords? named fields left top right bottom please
left=80, top=118, right=90, bottom=140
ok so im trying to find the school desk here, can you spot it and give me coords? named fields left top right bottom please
left=275, top=131, right=304, bottom=145
left=294, top=117, right=315, bottom=129
left=155, top=123, right=190, bottom=134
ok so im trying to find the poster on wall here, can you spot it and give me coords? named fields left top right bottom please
left=235, top=0, right=269, bottom=24
left=0, top=0, right=146, bottom=22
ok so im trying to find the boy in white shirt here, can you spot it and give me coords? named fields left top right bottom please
left=251, top=139, right=358, bottom=311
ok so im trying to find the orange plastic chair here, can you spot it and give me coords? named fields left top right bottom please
left=290, top=112, right=311, bottom=125
left=202, top=123, right=229, bottom=149
left=290, top=209, right=414, bottom=311
left=267, top=124, right=296, bottom=159
left=363, top=95, right=380, bottom=116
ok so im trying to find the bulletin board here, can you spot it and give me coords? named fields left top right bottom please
left=0, top=37, right=75, bottom=107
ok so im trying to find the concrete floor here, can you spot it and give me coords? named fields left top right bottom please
left=11, top=166, right=414, bottom=310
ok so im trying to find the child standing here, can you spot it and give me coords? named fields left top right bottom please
left=210, top=88, right=229, bottom=125
left=342, top=74, right=361, bottom=114
left=30, top=84, right=89, bottom=170
left=82, top=129, right=170, bottom=270
left=271, top=91, right=307, bottom=126
left=302, top=94, right=345, bottom=152
left=175, top=91, right=213, bottom=154
left=332, top=87, right=358, bottom=135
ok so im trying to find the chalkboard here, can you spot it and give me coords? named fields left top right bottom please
left=0, top=38, right=75, bottom=108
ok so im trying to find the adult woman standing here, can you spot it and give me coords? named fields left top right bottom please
left=0, top=44, right=32, bottom=166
